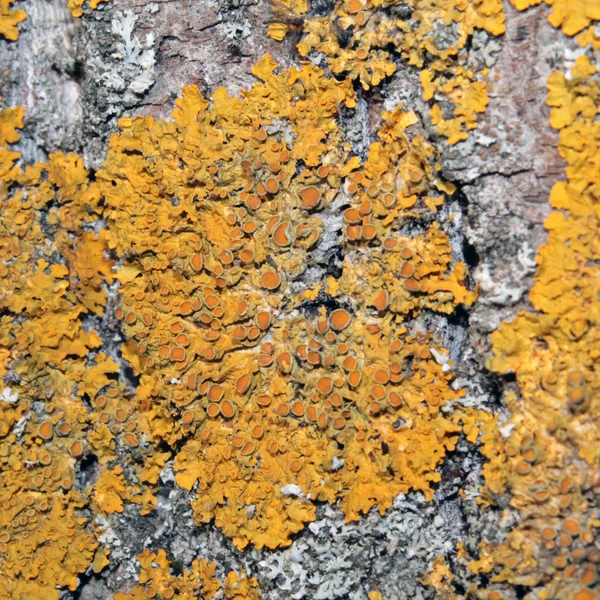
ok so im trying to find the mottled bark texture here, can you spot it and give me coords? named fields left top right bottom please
left=0, top=1, right=569, bottom=598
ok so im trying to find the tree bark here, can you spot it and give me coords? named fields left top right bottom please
left=0, top=1, right=587, bottom=599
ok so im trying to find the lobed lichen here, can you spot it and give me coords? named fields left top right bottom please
left=465, top=36, right=600, bottom=600
left=0, top=0, right=25, bottom=40
left=510, top=0, right=600, bottom=38
left=0, top=0, right=111, bottom=41
left=0, top=104, right=115, bottom=599
left=94, top=54, right=481, bottom=551
left=269, top=0, right=505, bottom=144
left=0, top=100, right=178, bottom=597
left=6, top=0, right=596, bottom=596
left=267, top=0, right=309, bottom=41
left=66, top=0, right=110, bottom=18
left=1, top=32, right=486, bottom=589
left=113, top=549, right=261, bottom=600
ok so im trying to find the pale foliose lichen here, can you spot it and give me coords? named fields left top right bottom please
left=86, top=10, right=156, bottom=108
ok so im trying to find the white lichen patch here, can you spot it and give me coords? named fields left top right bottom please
left=0, top=386, right=18, bottom=403
left=110, top=10, right=156, bottom=96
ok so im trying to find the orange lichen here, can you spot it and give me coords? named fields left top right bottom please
left=267, top=0, right=308, bottom=41
left=454, top=407, right=507, bottom=502
left=0, top=97, right=166, bottom=594
left=0, top=0, right=538, bottom=589
left=0, top=104, right=113, bottom=599
left=66, top=0, right=110, bottom=18
left=510, top=0, right=600, bottom=37
left=114, top=549, right=261, bottom=600
left=94, top=55, right=480, bottom=550
left=337, top=106, right=476, bottom=316
left=291, top=0, right=505, bottom=142
left=223, top=571, right=262, bottom=600
left=469, top=52, right=600, bottom=600
left=422, top=555, right=462, bottom=599
left=0, top=0, right=26, bottom=40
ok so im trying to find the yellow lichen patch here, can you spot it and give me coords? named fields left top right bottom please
left=0, top=495, right=98, bottom=598
left=114, top=549, right=260, bottom=600
left=337, top=106, right=477, bottom=317
left=224, top=571, right=262, bottom=600
left=470, top=55, right=600, bottom=598
left=0, top=104, right=23, bottom=143
left=293, top=0, right=504, bottom=141
left=576, top=23, right=600, bottom=50
left=0, top=0, right=26, bottom=41
left=0, top=105, right=117, bottom=598
left=267, top=0, right=308, bottom=41
left=92, top=466, right=130, bottom=514
left=422, top=555, right=462, bottom=599
left=0, top=340, right=103, bottom=600
left=454, top=408, right=507, bottom=502
left=97, top=56, right=479, bottom=550
left=510, top=0, right=600, bottom=37
left=92, top=545, right=111, bottom=573
left=427, top=72, right=490, bottom=144
left=86, top=383, right=162, bottom=515
left=66, top=0, right=110, bottom=18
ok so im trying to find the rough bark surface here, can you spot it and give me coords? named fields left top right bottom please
left=0, top=1, right=573, bottom=598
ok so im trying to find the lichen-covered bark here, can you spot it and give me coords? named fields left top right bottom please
left=1, top=1, right=598, bottom=599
